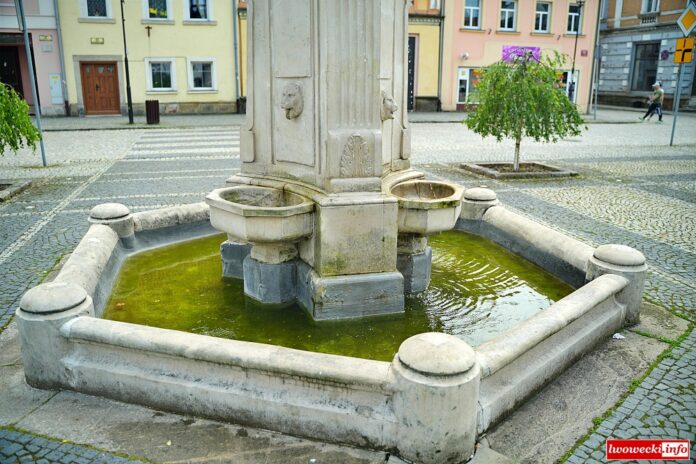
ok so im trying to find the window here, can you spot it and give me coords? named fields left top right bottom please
left=146, top=0, right=171, bottom=19
left=642, top=0, right=659, bottom=13
left=567, top=4, right=582, bottom=33
left=558, top=70, right=579, bottom=102
left=186, top=0, right=210, bottom=20
left=457, top=67, right=485, bottom=103
left=81, top=0, right=112, bottom=18
left=146, top=58, right=176, bottom=91
left=429, top=0, right=441, bottom=9
left=631, top=42, right=660, bottom=91
left=464, top=0, right=481, bottom=29
left=500, top=1, right=516, bottom=31
left=534, top=2, right=551, bottom=33
left=188, top=59, right=217, bottom=90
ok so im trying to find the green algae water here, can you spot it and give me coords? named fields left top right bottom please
left=103, top=232, right=573, bottom=361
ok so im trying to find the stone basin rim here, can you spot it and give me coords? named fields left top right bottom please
left=206, top=186, right=315, bottom=218
left=389, top=180, right=465, bottom=210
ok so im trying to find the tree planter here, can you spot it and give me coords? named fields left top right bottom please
left=460, top=162, right=577, bottom=179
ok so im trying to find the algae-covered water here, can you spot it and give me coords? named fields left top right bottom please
left=103, top=231, right=573, bottom=361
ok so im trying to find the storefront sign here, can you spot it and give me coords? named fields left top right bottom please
left=502, top=46, right=540, bottom=62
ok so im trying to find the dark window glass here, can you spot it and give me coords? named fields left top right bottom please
left=149, top=0, right=168, bottom=18
left=192, top=62, right=213, bottom=88
left=189, top=0, right=207, bottom=19
left=151, top=62, right=172, bottom=89
left=87, top=0, right=107, bottom=17
left=631, top=42, right=660, bottom=91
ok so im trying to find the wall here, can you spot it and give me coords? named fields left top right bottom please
left=441, top=0, right=600, bottom=113
left=0, top=0, right=65, bottom=115
left=58, top=0, right=237, bottom=115
left=408, top=22, right=440, bottom=98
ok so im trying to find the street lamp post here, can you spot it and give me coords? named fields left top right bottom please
left=120, top=0, right=134, bottom=124
left=568, top=0, right=585, bottom=104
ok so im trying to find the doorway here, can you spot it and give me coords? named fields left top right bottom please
left=407, top=36, right=417, bottom=111
left=0, top=46, right=24, bottom=97
left=80, top=62, right=120, bottom=115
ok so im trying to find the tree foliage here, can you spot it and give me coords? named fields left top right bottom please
left=0, top=82, right=40, bottom=155
left=465, top=52, right=585, bottom=171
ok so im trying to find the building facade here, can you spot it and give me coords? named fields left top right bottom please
left=58, top=0, right=239, bottom=116
left=441, top=0, right=601, bottom=113
left=408, top=0, right=444, bottom=111
left=0, top=0, right=66, bottom=115
left=598, top=0, right=696, bottom=109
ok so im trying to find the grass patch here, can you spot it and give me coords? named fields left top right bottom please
left=558, top=324, right=694, bottom=463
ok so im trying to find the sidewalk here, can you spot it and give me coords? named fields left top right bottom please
left=36, top=107, right=694, bottom=131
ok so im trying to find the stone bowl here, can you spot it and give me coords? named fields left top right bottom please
left=206, top=186, right=314, bottom=243
left=390, top=180, right=464, bottom=235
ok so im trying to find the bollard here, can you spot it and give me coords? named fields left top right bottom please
left=392, top=333, right=480, bottom=464
left=16, top=282, right=93, bottom=389
left=586, top=244, right=647, bottom=325
left=89, top=203, right=135, bottom=248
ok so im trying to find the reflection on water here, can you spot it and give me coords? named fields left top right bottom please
left=103, top=232, right=573, bottom=361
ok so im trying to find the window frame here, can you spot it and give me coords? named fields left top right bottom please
left=80, top=0, right=112, bottom=19
left=463, top=0, right=482, bottom=30
left=534, top=2, right=551, bottom=33
left=143, top=0, right=174, bottom=21
left=145, top=57, right=177, bottom=92
left=567, top=3, right=582, bottom=34
left=630, top=42, right=660, bottom=91
left=642, top=0, right=660, bottom=14
left=187, top=57, right=217, bottom=92
left=499, top=0, right=517, bottom=31
left=183, top=0, right=214, bottom=21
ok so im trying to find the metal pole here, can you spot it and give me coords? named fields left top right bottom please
left=120, top=0, right=134, bottom=124
left=15, top=0, right=47, bottom=167
left=669, top=63, right=683, bottom=147
left=569, top=2, right=584, bottom=103
left=52, top=0, right=69, bottom=116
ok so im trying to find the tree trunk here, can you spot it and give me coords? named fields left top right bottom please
left=513, top=138, right=521, bottom=172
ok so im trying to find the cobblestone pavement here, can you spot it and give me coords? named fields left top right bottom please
left=0, top=428, right=145, bottom=464
left=566, top=330, right=696, bottom=464
left=0, top=113, right=694, bottom=462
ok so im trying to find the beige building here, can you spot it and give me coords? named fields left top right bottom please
left=58, top=0, right=239, bottom=116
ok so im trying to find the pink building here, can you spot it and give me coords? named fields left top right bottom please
left=0, top=0, right=66, bottom=115
left=441, top=0, right=600, bottom=112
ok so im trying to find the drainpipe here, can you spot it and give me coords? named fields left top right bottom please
left=232, top=0, right=241, bottom=113
left=588, top=0, right=603, bottom=117
left=52, top=0, right=69, bottom=116
left=437, top=0, right=445, bottom=112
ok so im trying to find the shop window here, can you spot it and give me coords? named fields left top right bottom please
left=458, top=67, right=485, bottom=104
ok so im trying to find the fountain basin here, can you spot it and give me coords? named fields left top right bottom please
left=206, top=186, right=314, bottom=243
left=390, top=180, right=464, bottom=235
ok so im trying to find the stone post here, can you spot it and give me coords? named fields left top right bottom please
left=460, top=187, right=499, bottom=221
left=221, top=235, right=252, bottom=279
left=88, top=203, right=135, bottom=248
left=396, top=234, right=432, bottom=294
left=16, top=282, right=94, bottom=389
left=243, top=243, right=299, bottom=305
left=392, top=333, right=480, bottom=464
left=586, top=244, right=647, bottom=325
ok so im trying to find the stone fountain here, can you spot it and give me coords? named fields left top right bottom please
left=205, top=0, right=462, bottom=319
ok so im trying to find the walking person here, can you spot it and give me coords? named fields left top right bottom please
left=640, top=82, right=664, bottom=122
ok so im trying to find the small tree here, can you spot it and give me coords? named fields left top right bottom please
left=465, top=52, right=584, bottom=171
left=0, top=82, right=40, bottom=155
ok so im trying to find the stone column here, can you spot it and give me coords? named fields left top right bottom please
left=396, top=234, right=432, bottom=294
left=586, top=244, right=647, bottom=325
left=16, top=282, right=94, bottom=389
left=88, top=203, right=134, bottom=248
left=460, top=187, right=499, bottom=221
left=221, top=235, right=252, bottom=279
left=392, top=333, right=480, bottom=464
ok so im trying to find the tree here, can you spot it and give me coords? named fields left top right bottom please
left=465, top=52, right=585, bottom=172
left=0, top=82, right=40, bottom=155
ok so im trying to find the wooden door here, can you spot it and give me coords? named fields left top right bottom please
left=0, top=46, right=24, bottom=97
left=80, top=62, right=120, bottom=114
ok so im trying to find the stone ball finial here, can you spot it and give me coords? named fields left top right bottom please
left=593, top=244, right=646, bottom=267
left=463, top=187, right=497, bottom=202
left=397, top=332, right=476, bottom=376
left=20, top=282, right=87, bottom=315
